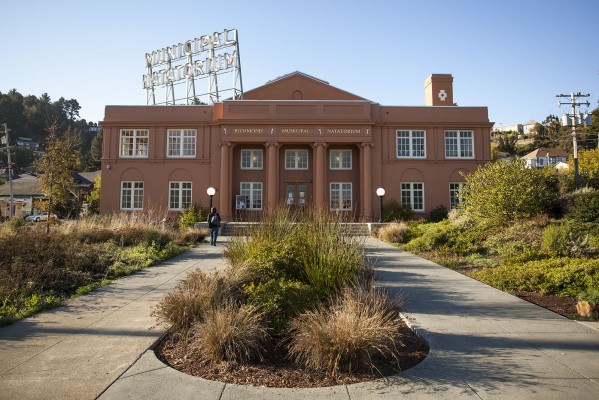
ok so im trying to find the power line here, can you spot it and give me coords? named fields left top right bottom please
left=557, top=92, right=591, bottom=189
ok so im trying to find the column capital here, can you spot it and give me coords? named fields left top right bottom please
left=360, top=142, right=374, bottom=148
left=312, top=142, right=328, bottom=148
left=265, top=141, right=279, bottom=148
left=221, top=141, right=232, bottom=148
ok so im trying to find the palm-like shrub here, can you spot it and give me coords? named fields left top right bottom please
left=288, top=286, right=404, bottom=375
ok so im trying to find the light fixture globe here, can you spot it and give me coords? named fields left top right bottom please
left=207, top=187, right=216, bottom=196
left=376, top=187, right=385, bottom=197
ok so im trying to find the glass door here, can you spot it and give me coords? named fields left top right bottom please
left=285, top=183, right=308, bottom=206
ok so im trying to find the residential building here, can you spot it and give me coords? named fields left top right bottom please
left=100, top=72, right=493, bottom=220
left=521, top=147, right=568, bottom=168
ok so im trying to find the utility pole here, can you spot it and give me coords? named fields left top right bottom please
left=557, top=92, right=591, bottom=189
left=1, top=123, right=15, bottom=218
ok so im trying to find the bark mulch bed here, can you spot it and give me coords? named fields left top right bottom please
left=155, top=318, right=429, bottom=388
left=513, top=291, right=587, bottom=320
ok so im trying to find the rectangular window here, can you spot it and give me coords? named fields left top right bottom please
left=121, top=181, right=144, bottom=210
left=285, top=149, right=309, bottom=170
left=240, top=182, right=263, bottom=209
left=330, top=182, right=352, bottom=210
left=167, top=129, right=196, bottom=157
left=396, top=130, right=426, bottom=158
left=169, top=181, right=192, bottom=210
left=449, top=182, right=466, bottom=209
left=330, top=149, right=352, bottom=170
left=445, top=131, right=474, bottom=158
left=120, top=129, right=149, bottom=158
left=241, top=149, right=263, bottom=170
left=401, top=182, right=424, bottom=212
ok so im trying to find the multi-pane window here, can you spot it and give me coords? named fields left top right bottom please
left=449, top=182, right=466, bottom=209
left=120, top=129, right=149, bottom=157
left=330, top=183, right=352, bottom=210
left=240, top=182, right=263, bottom=209
left=241, top=149, right=263, bottom=170
left=169, top=182, right=192, bottom=210
left=396, top=130, right=426, bottom=158
left=330, top=150, right=352, bottom=169
left=445, top=131, right=474, bottom=158
left=401, top=182, right=424, bottom=212
left=121, top=181, right=144, bottom=210
left=285, top=149, right=309, bottom=170
left=167, top=129, right=196, bottom=157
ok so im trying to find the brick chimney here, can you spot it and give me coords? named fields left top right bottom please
left=424, top=74, right=454, bottom=106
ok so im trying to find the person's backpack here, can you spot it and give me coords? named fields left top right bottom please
left=210, top=213, right=221, bottom=227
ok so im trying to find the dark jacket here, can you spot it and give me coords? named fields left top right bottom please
left=208, top=212, right=221, bottom=228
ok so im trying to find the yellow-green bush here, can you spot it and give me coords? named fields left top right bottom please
left=471, top=258, right=599, bottom=297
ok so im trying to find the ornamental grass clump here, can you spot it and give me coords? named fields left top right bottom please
left=153, top=270, right=240, bottom=336
left=288, top=286, right=404, bottom=376
left=295, top=208, right=367, bottom=297
left=378, top=222, right=411, bottom=244
left=187, top=302, right=269, bottom=364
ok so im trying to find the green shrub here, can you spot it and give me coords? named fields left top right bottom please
left=542, top=223, right=595, bottom=258
left=172, top=228, right=209, bottom=246
left=382, top=199, right=413, bottom=222
left=288, top=286, right=403, bottom=375
left=243, top=278, right=319, bottom=333
left=428, top=204, right=448, bottom=223
left=463, top=160, right=559, bottom=225
left=563, top=189, right=599, bottom=223
left=578, top=289, right=599, bottom=303
left=403, top=220, right=460, bottom=253
left=472, top=258, right=599, bottom=297
left=178, top=204, right=207, bottom=230
left=143, top=229, right=171, bottom=250
left=3, top=217, right=26, bottom=231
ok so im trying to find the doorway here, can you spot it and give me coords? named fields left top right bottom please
left=285, top=183, right=308, bottom=206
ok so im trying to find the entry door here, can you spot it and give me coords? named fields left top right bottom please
left=285, top=183, right=308, bottom=206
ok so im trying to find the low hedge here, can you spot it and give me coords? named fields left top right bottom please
left=471, top=258, right=599, bottom=297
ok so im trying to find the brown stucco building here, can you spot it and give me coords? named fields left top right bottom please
left=100, top=72, right=492, bottom=221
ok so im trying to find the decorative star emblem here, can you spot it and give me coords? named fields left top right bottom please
left=438, top=90, right=447, bottom=101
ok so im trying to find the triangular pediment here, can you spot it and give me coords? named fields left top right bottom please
left=242, top=71, right=367, bottom=101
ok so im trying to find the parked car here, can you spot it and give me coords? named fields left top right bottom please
left=25, top=213, right=58, bottom=222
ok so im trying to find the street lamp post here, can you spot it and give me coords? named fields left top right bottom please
left=207, top=187, right=216, bottom=209
left=376, top=187, right=385, bottom=223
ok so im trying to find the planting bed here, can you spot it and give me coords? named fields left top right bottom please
left=155, top=319, right=428, bottom=388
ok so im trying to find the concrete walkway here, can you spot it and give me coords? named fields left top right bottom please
left=1, top=238, right=598, bottom=399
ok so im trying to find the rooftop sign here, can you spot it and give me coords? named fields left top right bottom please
left=143, top=29, right=243, bottom=105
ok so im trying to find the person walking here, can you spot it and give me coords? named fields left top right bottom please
left=208, top=207, right=221, bottom=246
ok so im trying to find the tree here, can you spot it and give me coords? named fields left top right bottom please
left=84, top=175, right=101, bottom=215
left=35, top=122, right=81, bottom=230
left=496, top=133, right=518, bottom=155
left=462, top=160, right=559, bottom=225
left=567, top=148, right=599, bottom=189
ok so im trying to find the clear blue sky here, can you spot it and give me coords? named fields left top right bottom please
left=1, top=0, right=598, bottom=127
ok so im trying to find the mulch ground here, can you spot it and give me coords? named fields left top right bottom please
left=513, top=291, right=583, bottom=320
left=155, top=318, right=429, bottom=388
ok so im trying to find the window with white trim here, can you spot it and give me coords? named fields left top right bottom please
left=240, top=182, right=263, bottom=209
left=401, top=182, right=424, bottom=212
left=169, top=181, right=192, bottom=210
left=167, top=129, right=196, bottom=157
left=121, top=181, right=144, bottom=210
left=330, top=149, right=352, bottom=169
left=330, top=183, right=352, bottom=210
left=120, top=129, right=148, bottom=158
left=241, top=149, right=263, bottom=170
left=396, top=130, right=426, bottom=158
left=445, top=131, right=474, bottom=158
left=285, top=149, right=309, bottom=170
left=449, top=182, right=466, bottom=209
